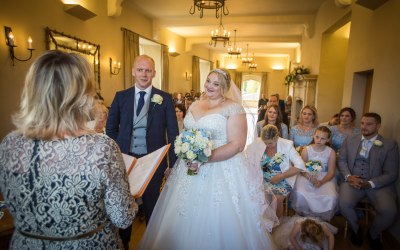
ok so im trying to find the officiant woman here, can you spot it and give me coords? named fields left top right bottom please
left=0, top=50, right=137, bottom=249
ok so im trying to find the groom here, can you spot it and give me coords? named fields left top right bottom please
left=106, top=54, right=178, bottom=249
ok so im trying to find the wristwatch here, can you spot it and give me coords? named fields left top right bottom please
left=344, top=174, right=351, bottom=182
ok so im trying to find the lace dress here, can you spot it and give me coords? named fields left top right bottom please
left=290, top=146, right=338, bottom=221
left=138, top=103, right=277, bottom=250
left=0, top=133, right=136, bottom=250
left=330, top=125, right=360, bottom=151
left=289, top=125, right=318, bottom=147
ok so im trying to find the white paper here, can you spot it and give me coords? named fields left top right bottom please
left=126, top=145, right=169, bottom=197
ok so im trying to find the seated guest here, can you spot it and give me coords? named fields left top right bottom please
left=291, top=126, right=338, bottom=221
left=290, top=105, right=319, bottom=147
left=175, top=92, right=184, bottom=104
left=256, top=104, right=289, bottom=139
left=257, top=104, right=267, bottom=122
left=175, top=103, right=186, bottom=133
left=285, top=95, right=293, bottom=125
left=330, top=107, right=360, bottom=152
left=338, top=112, right=399, bottom=249
left=258, top=93, right=268, bottom=108
left=0, top=51, right=137, bottom=249
left=88, top=103, right=109, bottom=134
left=184, top=96, right=194, bottom=110
left=320, top=113, right=339, bottom=127
left=247, top=124, right=305, bottom=218
left=269, top=94, right=289, bottom=126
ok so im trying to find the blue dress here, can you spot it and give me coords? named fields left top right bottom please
left=261, top=150, right=292, bottom=196
left=330, top=126, right=360, bottom=151
left=289, top=125, right=318, bottom=147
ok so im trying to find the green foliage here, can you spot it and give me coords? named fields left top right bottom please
left=284, top=65, right=310, bottom=85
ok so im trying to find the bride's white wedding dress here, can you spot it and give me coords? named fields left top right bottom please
left=138, top=103, right=277, bottom=250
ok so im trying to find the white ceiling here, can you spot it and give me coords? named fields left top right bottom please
left=123, top=0, right=327, bottom=57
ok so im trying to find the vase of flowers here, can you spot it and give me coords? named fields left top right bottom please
left=284, top=65, right=310, bottom=85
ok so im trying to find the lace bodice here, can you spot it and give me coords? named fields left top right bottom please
left=184, top=102, right=245, bottom=148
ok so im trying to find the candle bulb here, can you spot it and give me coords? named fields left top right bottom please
left=28, top=36, right=32, bottom=49
left=117, top=62, right=121, bottom=69
left=8, top=32, right=14, bottom=46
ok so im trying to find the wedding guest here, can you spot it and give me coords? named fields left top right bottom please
left=269, top=94, right=289, bottom=126
left=291, top=126, right=338, bottom=221
left=175, top=92, right=184, bottom=104
left=273, top=215, right=336, bottom=250
left=175, top=103, right=186, bottom=133
left=87, top=103, right=108, bottom=134
left=290, top=105, right=319, bottom=147
left=0, top=51, right=137, bottom=249
left=330, top=107, right=360, bottom=152
left=247, top=124, right=305, bottom=218
left=320, top=113, right=339, bottom=127
left=338, top=112, right=399, bottom=249
left=185, top=96, right=194, bottom=110
left=256, top=104, right=289, bottom=139
left=285, top=95, right=293, bottom=125
left=257, top=104, right=267, bottom=122
left=258, top=93, right=268, bottom=108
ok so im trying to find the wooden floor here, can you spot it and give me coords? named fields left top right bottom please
left=1, top=210, right=399, bottom=250
left=128, top=213, right=400, bottom=250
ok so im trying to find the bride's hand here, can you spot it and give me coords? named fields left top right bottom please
left=188, top=162, right=200, bottom=174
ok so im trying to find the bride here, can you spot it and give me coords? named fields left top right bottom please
left=138, top=69, right=277, bottom=250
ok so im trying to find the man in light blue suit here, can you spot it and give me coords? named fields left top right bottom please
left=338, top=112, right=399, bottom=250
left=106, top=55, right=178, bottom=249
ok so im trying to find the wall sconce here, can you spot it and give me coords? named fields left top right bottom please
left=169, top=52, right=180, bottom=57
left=109, top=57, right=121, bottom=75
left=185, top=72, right=192, bottom=81
left=4, top=26, right=35, bottom=66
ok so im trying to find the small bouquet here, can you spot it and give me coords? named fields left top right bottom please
left=174, top=128, right=213, bottom=175
left=263, top=153, right=285, bottom=172
left=305, top=160, right=323, bottom=187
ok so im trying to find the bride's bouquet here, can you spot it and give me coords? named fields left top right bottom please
left=174, top=128, right=213, bottom=175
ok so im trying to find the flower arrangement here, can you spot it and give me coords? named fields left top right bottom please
left=284, top=65, right=310, bottom=85
left=306, top=160, right=323, bottom=173
left=151, top=94, right=163, bottom=105
left=263, top=153, right=285, bottom=172
left=174, top=128, right=213, bottom=175
left=373, top=140, right=383, bottom=147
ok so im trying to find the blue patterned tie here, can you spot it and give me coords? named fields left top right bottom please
left=136, top=91, right=146, bottom=116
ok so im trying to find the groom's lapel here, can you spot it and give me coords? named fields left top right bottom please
left=147, top=89, right=157, bottom=128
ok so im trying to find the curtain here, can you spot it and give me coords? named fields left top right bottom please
left=192, top=56, right=200, bottom=93
left=161, top=45, right=169, bottom=91
left=122, top=28, right=139, bottom=89
left=260, top=72, right=268, bottom=98
left=235, top=71, right=242, bottom=90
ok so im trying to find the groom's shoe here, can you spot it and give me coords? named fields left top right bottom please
left=350, top=229, right=363, bottom=247
left=367, top=230, right=382, bottom=250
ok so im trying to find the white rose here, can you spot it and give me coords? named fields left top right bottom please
left=373, top=140, right=383, bottom=147
left=181, top=143, right=190, bottom=153
left=203, top=147, right=212, bottom=157
left=151, top=94, right=163, bottom=105
left=186, top=151, right=196, bottom=160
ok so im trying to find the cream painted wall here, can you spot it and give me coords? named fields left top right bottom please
left=0, top=0, right=153, bottom=138
left=317, top=23, right=349, bottom=122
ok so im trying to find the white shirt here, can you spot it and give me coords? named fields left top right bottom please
left=135, top=85, right=152, bottom=106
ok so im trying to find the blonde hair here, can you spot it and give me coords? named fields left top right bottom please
left=260, top=124, right=280, bottom=142
left=12, top=50, right=94, bottom=140
left=300, top=219, right=324, bottom=245
left=208, top=68, right=231, bottom=96
left=298, top=105, right=319, bottom=127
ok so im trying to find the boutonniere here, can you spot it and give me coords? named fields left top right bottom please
left=373, top=140, right=383, bottom=147
left=151, top=94, right=163, bottom=105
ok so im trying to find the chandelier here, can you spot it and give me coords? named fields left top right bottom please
left=209, top=12, right=230, bottom=47
left=249, top=63, right=257, bottom=71
left=227, top=29, right=241, bottom=57
left=242, top=44, right=253, bottom=64
left=189, top=0, right=229, bottom=18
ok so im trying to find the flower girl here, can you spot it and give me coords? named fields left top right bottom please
left=291, top=126, right=338, bottom=221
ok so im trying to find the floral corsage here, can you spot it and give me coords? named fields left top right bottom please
left=151, top=94, right=163, bottom=105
